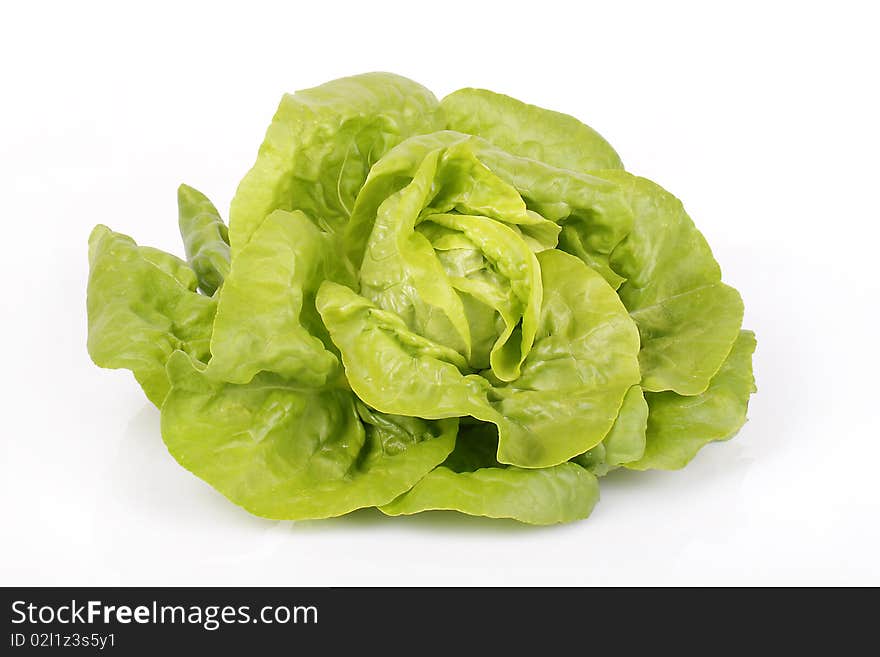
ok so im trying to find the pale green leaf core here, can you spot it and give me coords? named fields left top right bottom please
left=318, top=249, right=641, bottom=469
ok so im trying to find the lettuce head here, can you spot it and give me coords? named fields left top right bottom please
left=87, top=73, right=756, bottom=525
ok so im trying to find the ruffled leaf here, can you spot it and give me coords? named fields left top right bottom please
left=206, top=209, right=343, bottom=386
left=229, top=73, right=444, bottom=254
left=626, top=331, right=757, bottom=470
left=86, top=226, right=216, bottom=406
left=317, top=249, right=641, bottom=468
left=177, top=184, right=230, bottom=296
left=161, top=352, right=457, bottom=520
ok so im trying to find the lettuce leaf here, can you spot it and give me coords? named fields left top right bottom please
left=602, top=171, right=744, bottom=395
left=442, top=87, right=623, bottom=172
left=177, top=184, right=230, bottom=296
left=626, top=330, right=757, bottom=470
left=381, top=462, right=599, bottom=526
left=205, top=209, right=343, bottom=386
left=86, top=225, right=216, bottom=406
left=161, top=352, right=456, bottom=520
left=382, top=425, right=599, bottom=525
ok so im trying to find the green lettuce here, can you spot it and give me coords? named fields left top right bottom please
left=87, top=73, right=756, bottom=525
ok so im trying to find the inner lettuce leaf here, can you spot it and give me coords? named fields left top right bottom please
left=317, top=249, right=641, bottom=469
left=86, top=72, right=757, bottom=525
left=344, top=131, right=632, bottom=279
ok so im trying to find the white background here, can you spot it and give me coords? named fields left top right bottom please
left=2, top=1, right=878, bottom=586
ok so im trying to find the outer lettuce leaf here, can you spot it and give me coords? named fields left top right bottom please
left=626, top=330, right=757, bottom=470
left=381, top=463, right=599, bottom=525
left=598, top=171, right=745, bottom=395
left=229, top=73, right=444, bottom=255
left=177, top=184, right=230, bottom=296
left=572, top=385, right=648, bottom=476
left=317, top=249, right=640, bottom=468
left=441, top=87, right=623, bottom=172
left=86, top=226, right=216, bottom=406
left=161, top=352, right=457, bottom=520
left=381, top=425, right=599, bottom=525
left=205, top=209, right=343, bottom=386
left=603, top=385, right=649, bottom=465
